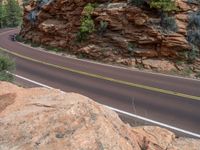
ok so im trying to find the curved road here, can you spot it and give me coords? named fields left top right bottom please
left=0, top=29, right=200, bottom=137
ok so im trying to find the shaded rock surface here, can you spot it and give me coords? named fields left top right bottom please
left=0, top=82, right=200, bottom=150
left=20, top=0, right=200, bottom=67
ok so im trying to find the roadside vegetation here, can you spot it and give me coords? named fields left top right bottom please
left=0, top=0, right=22, bottom=28
left=0, top=53, right=15, bottom=82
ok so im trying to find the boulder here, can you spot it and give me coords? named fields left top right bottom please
left=0, top=82, right=200, bottom=150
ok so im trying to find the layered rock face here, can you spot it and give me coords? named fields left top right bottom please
left=20, top=0, right=199, bottom=66
left=0, top=81, right=200, bottom=150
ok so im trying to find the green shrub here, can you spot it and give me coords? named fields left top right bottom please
left=150, top=0, right=177, bottom=33
left=31, top=42, right=40, bottom=47
left=98, top=21, right=108, bottom=36
left=162, top=16, right=178, bottom=32
left=44, top=45, right=62, bottom=52
left=128, top=42, right=137, bottom=52
left=182, top=67, right=193, bottom=76
left=175, top=60, right=184, bottom=66
left=187, top=30, right=200, bottom=46
left=83, top=3, right=95, bottom=17
left=129, top=0, right=146, bottom=6
left=0, top=53, right=15, bottom=82
left=187, top=12, right=200, bottom=47
left=196, top=71, right=200, bottom=78
left=24, top=40, right=31, bottom=45
left=135, top=63, right=144, bottom=70
left=187, top=46, right=199, bottom=63
left=15, top=34, right=24, bottom=42
left=0, top=0, right=22, bottom=28
left=188, top=11, right=200, bottom=29
left=150, top=0, right=177, bottom=12
left=77, top=17, right=95, bottom=42
left=186, top=11, right=200, bottom=62
left=77, top=3, right=95, bottom=42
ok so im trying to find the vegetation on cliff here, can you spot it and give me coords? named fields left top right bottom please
left=77, top=3, right=96, bottom=42
left=0, top=0, right=22, bottom=28
left=19, top=0, right=200, bottom=78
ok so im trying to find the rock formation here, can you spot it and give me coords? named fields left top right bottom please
left=0, top=81, right=200, bottom=149
left=19, top=0, right=200, bottom=67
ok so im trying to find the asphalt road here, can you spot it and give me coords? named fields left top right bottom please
left=0, top=29, right=200, bottom=137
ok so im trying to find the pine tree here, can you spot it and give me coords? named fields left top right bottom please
left=5, top=0, right=22, bottom=27
left=0, top=3, right=6, bottom=28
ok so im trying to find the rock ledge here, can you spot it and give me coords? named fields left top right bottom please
left=0, top=82, right=199, bottom=150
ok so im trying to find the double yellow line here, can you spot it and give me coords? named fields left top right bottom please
left=1, top=47, right=200, bottom=101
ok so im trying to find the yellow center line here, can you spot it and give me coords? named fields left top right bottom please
left=1, top=47, right=200, bottom=101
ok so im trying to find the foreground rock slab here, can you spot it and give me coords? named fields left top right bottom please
left=0, top=82, right=199, bottom=150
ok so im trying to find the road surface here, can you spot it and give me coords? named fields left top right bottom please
left=0, top=29, right=200, bottom=137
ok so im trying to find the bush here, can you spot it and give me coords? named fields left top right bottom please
left=127, top=42, right=137, bottom=52
left=76, top=3, right=95, bottom=42
left=187, top=30, right=200, bottom=46
left=98, top=21, right=108, bottom=36
left=44, top=45, right=62, bottom=52
left=24, top=40, right=31, bottom=45
left=1, top=0, right=22, bottom=28
left=187, top=12, right=200, bottom=46
left=77, top=17, right=95, bottom=42
left=196, top=71, right=200, bottom=78
left=162, top=16, right=178, bottom=32
left=83, top=3, right=95, bottom=17
left=15, top=34, right=23, bottom=42
left=150, top=0, right=177, bottom=12
left=0, top=53, right=15, bottom=82
left=187, top=11, right=200, bottom=61
left=187, top=46, right=199, bottom=63
left=188, top=11, right=200, bottom=29
left=31, top=42, right=40, bottom=47
left=129, top=0, right=146, bottom=6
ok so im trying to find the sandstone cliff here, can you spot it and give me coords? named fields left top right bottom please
left=0, top=81, right=200, bottom=150
left=19, top=0, right=200, bottom=68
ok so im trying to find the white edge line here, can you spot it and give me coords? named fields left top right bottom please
left=105, top=106, right=200, bottom=139
left=12, top=73, right=53, bottom=89
left=1, top=29, right=200, bottom=82
left=12, top=73, right=200, bottom=139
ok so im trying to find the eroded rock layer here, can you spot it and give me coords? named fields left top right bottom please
left=20, top=0, right=199, bottom=65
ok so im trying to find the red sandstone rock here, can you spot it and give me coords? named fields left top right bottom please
left=20, top=0, right=198, bottom=68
